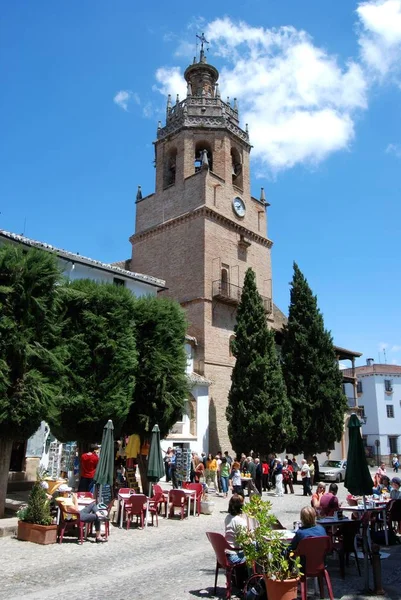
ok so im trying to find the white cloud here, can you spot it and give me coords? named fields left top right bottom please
left=391, top=344, right=401, bottom=351
left=386, top=143, right=401, bottom=157
left=113, top=90, right=140, bottom=112
left=357, top=0, right=401, bottom=78
left=379, top=342, right=389, bottom=351
left=153, top=67, right=187, bottom=98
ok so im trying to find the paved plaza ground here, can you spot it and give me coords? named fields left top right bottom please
left=1, top=482, right=401, bottom=600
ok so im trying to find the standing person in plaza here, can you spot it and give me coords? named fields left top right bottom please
left=220, top=457, right=230, bottom=498
left=170, top=448, right=178, bottom=489
left=224, top=450, right=233, bottom=466
left=292, top=456, right=300, bottom=484
left=239, top=453, right=247, bottom=473
left=229, top=461, right=244, bottom=496
left=274, top=458, right=284, bottom=497
left=254, top=458, right=263, bottom=494
left=282, top=458, right=294, bottom=494
left=216, top=451, right=223, bottom=494
left=206, top=453, right=218, bottom=491
left=78, top=445, right=99, bottom=492
left=392, top=455, right=399, bottom=473
left=163, top=447, right=173, bottom=482
left=247, top=456, right=256, bottom=481
left=262, top=458, right=270, bottom=491
left=300, top=459, right=312, bottom=496
left=308, top=458, right=315, bottom=487
left=313, top=455, right=320, bottom=482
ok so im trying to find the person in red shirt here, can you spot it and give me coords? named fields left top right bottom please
left=78, top=445, right=99, bottom=492
left=261, top=460, right=269, bottom=491
left=319, top=483, right=340, bottom=517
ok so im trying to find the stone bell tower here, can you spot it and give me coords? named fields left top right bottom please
left=130, top=39, right=273, bottom=452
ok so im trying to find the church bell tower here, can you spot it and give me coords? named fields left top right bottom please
left=130, top=40, right=273, bottom=452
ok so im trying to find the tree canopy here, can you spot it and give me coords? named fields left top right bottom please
left=281, top=262, right=347, bottom=455
left=0, top=245, right=64, bottom=517
left=125, top=296, right=188, bottom=441
left=48, top=279, right=137, bottom=443
left=226, top=268, right=293, bottom=456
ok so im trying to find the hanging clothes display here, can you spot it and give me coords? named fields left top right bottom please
left=125, top=434, right=141, bottom=458
left=175, top=447, right=191, bottom=484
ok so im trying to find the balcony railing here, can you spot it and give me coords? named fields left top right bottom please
left=212, top=280, right=273, bottom=314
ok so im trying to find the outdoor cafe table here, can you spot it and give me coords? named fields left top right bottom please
left=118, top=491, right=151, bottom=529
left=341, top=504, right=389, bottom=545
left=167, top=488, right=197, bottom=517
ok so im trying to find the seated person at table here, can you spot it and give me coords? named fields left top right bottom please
left=289, top=506, right=326, bottom=551
left=311, top=482, right=326, bottom=515
left=372, top=475, right=392, bottom=496
left=56, top=486, right=107, bottom=543
left=224, top=494, right=248, bottom=564
left=319, top=483, right=339, bottom=517
left=390, top=477, right=401, bottom=500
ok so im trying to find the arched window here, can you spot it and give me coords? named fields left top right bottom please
left=194, top=141, right=213, bottom=173
left=164, top=147, right=177, bottom=188
left=231, top=147, right=243, bottom=188
left=221, top=266, right=229, bottom=296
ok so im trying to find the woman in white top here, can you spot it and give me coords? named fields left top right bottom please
left=224, top=494, right=247, bottom=564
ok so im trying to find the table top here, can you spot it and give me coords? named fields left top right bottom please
left=173, top=488, right=196, bottom=495
left=342, top=505, right=385, bottom=512
left=77, top=497, right=95, bottom=506
left=317, top=517, right=351, bottom=526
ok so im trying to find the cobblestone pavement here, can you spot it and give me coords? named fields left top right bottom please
left=1, top=482, right=400, bottom=600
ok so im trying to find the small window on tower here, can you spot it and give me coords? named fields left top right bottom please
left=164, top=147, right=177, bottom=188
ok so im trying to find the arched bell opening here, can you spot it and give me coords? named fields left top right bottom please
left=164, top=147, right=177, bottom=188
left=194, top=141, right=213, bottom=173
left=231, top=147, right=243, bottom=188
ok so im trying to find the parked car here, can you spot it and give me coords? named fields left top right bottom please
left=319, top=460, right=347, bottom=482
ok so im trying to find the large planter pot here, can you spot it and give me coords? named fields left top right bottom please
left=200, top=500, right=215, bottom=515
left=17, top=521, right=57, bottom=545
left=264, top=577, right=299, bottom=600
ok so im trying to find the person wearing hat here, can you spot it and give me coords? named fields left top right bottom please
left=391, top=477, right=401, bottom=500
left=56, top=486, right=107, bottom=543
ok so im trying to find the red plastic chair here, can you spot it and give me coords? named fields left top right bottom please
left=168, top=490, right=188, bottom=519
left=187, top=483, right=203, bottom=516
left=76, top=491, right=94, bottom=499
left=118, top=488, right=135, bottom=495
left=206, top=531, right=244, bottom=599
left=153, top=484, right=168, bottom=516
left=56, top=501, right=87, bottom=544
left=148, top=491, right=165, bottom=521
left=125, top=494, right=147, bottom=529
left=295, top=536, right=334, bottom=600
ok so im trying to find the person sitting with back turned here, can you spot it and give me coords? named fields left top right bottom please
left=78, top=445, right=99, bottom=492
left=289, top=506, right=326, bottom=551
left=319, top=482, right=340, bottom=517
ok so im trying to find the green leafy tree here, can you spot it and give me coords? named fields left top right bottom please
left=49, top=279, right=137, bottom=444
left=281, top=262, right=347, bottom=456
left=226, top=268, right=293, bottom=457
left=0, top=246, right=64, bottom=518
left=124, top=296, right=188, bottom=493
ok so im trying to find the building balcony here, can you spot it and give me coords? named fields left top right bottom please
left=212, top=280, right=273, bottom=314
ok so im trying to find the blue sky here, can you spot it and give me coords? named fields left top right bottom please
left=1, top=1, right=401, bottom=364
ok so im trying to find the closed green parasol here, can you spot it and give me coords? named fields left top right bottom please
left=344, top=413, right=373, bottom=496
left=344, top=413, right=374, bottom=592
left=93, top=420, right=115, bottom=487
left=147, top=424, right=165, bottom=484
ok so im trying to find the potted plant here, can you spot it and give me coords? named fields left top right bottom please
left=200, top=486, right=215, bottom=515
left=236, top=495, right=302, bottom=600
left=17, top=470, right=57, bottom=545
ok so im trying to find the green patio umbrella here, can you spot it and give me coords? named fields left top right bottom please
left=93, top=420, right=115, bottom=496
left=344, top=413, right=373, bottom=496
left=344, top=413, right=374, bottom=592
left=147, top=424, right=165, bottom=495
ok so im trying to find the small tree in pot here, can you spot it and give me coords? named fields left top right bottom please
left=17, top=470, right=57, bottom=545
left=236, top=496, right=302, bottom=600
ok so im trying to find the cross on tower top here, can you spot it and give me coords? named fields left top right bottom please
left=196, top=32, right=209, bottom=63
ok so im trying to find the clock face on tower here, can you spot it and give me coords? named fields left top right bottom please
left=232, top=197, right=246, bottom=218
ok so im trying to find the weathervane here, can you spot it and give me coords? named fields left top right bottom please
left=196, top=32, right=209, bottom=61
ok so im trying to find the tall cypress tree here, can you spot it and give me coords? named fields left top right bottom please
left=226, top=268, right=293, bottom=456
left=281, top=262, right=347, bottom=456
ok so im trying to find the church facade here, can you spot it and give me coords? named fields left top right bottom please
left=130, top=48, right=274, bottom=452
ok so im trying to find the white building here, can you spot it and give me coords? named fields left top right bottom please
left=343, top=360, right=401, bottom=464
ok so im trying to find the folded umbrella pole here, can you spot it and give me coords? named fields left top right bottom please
left=93, top=420, right=115, bottom=504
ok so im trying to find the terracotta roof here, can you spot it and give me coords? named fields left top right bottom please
left=187, top=372, right=211, bottom=386
left=343, top=364, right=401, bottom=377
left=0, top=229, right=166, bottom=289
